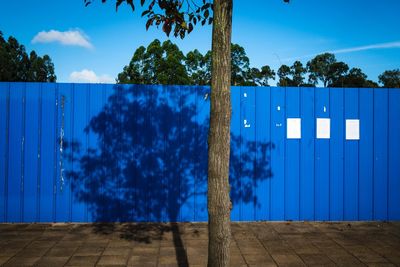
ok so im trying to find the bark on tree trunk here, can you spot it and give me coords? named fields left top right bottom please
left=207, top=0, right=233, bottom=267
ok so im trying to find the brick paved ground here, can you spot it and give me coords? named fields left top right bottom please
left=0, top=222, right=399, bottom=266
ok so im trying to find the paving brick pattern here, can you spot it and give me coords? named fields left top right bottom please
left=0, top=222, right=399, bottom=266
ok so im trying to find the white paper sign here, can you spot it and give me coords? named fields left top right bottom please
left=316, top=118, right=330, bottom=139
left=287, top=118, right=301, bottom=139
left=346, top=119, right=360, bottom=140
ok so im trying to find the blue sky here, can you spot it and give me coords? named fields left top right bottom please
left=0, top=0, right=399, bottom=84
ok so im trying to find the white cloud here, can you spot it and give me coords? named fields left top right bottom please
left=328, top=41, right=400, bottom=55
left=32, top=30, right=93, bottom=49
left=282, top=41, right=400, bottom=62
left=69, top=69, right=115, bottom=84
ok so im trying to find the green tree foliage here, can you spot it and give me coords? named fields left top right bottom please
left=307, top=53, right=348, bottom=87
left=379, top=69, right=400, bottom=88
left=331, top=67, right=378, bottom=88
left=277, top=61, right=307, bottom=87
left=259, top=65, right=276, bottom=86
left=118, top=40, right=276, bottom=86
left=229, top=44, right=275, bottom=86
left=207, top=43, right=276, bottom=86
left=231, top=43, right=250, bottom=85
left=291, top=61, right=307, bottom=86
left=109, top=35, right=392, bottom=89
left=121, top=39, right=397, bottom=89
left=185, top=49, right=211, bottom=85
left=85, top=0, right=214, bottom=39
left=244, top=65, right=275, bottom=86
left=0, top=31, right=56, bottom=82
left=28, top=52, right=57, bottom=82
left=117, top=39, right=190, bottom=85
left=277, top=64, right=291, bottom=86
left=306, top=53, right=381, bottom=88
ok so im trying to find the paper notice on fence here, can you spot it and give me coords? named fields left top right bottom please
left=316, top=118, right=331, bottom=139
left=287, top=118, right=301, bottom=139
left=346, top=119, right=360, bottom=140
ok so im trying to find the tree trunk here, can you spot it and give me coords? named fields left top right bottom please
left=207, top=0, right=233, bottom=267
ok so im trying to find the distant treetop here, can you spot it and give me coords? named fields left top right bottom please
left=0, top=31, right=56, bottom=82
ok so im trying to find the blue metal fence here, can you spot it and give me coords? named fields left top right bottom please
left=0, top=82, right=399, bottom=222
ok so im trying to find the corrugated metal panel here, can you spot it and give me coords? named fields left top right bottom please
left=0, top=82, right=399, bottom=222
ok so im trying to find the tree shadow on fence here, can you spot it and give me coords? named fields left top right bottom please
left=64, top=84, right=274, bottom=266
